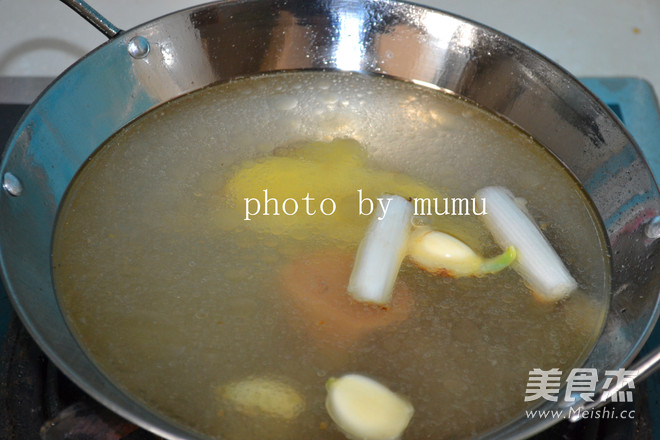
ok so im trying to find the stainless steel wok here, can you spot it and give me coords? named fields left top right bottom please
left=1, top=0, right=660, bottom=438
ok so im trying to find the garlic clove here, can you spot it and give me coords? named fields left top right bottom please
left=325, top=373, right=414, bottom=440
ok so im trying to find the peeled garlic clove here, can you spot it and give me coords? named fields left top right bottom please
left=407, top=227, right=482, bottom=276
left=407, top=227, right=515, bottom=277
left=220, top=376, right=305, bottom=419
left=325, top=373, right=414, bottom=440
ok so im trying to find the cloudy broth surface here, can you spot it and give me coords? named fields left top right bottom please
left=53, top=71, right=609, bottom=439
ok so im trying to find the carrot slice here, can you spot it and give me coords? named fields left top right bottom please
left=280, top=251, right=413, bottom=346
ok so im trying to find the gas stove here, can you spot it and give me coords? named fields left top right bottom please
left=0, top=76, right=658, bottom=440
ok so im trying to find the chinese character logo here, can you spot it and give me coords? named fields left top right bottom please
left=525, top=368, right=562, bottom=402
left=524, top=368, right=638, bottom=404
left=602, top=368, right=638, bottom=403
left=564, top=368, right=598, bottom=402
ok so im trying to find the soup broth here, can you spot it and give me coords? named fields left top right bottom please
left=52, top=71, right=609, bottom=439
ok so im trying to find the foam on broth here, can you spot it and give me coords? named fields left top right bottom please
left=52, top=71, right=610, bottom=439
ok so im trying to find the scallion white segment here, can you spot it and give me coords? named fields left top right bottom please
left=475, top=186, right=577, bottom=302
left=325, top=374, right=414, bottom=440
left=348, top=195, right=413, bottom=305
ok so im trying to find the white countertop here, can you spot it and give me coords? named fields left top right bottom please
left=0, top=0, right=659, bottom=99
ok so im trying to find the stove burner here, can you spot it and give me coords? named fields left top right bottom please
left=0, top=315, right=158, bottom=440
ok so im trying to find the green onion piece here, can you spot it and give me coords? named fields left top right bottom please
left=348, top=195, right=413, bottom=305
left=475, top=186, right=577, bottom=302
left=479, top=246, right=517, bottom=275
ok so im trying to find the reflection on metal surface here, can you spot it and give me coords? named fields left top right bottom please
left=645, top=216, right=660, bottom=239
left=127, top=36, right=150, bottom=59
left=159, top=42, right=175, bottom=66
left=58, top=0, right=122, bottom=39
left=2, top=172, right=22, bottom=197
left=334, top=11, right=365, bottom=71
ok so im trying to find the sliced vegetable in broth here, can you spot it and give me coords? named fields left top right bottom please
left=52, top=71, right=609, bottom=439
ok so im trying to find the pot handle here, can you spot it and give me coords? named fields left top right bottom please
left=59, top=0, right=122, bottom=39
left=569, top=344, right=660, bottom=421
